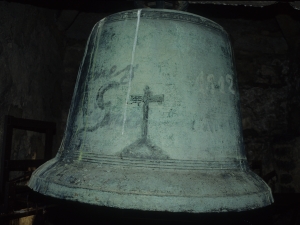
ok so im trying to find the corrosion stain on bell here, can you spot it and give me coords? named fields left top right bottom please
left=28, top=9, right=273, bottom=212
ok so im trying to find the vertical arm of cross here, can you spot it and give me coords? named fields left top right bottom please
left=130, top=86, right=164, bottom=140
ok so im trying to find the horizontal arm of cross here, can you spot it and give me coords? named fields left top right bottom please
left=130, top=95, right=143, bottom=103
left=149, top=95, right=164, bottom=103
left=130, top=94, right=164, bottom=104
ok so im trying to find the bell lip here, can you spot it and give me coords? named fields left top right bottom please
left=28, top=158, right=274, bottom=213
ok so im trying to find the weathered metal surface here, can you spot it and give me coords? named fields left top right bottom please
left=188, top=1, right=277, bottom=7
left=28, top=9, right=273, bottom=212
left=189, top=1, right=300, bottom=10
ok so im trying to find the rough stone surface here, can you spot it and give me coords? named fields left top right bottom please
left=0, top=1, right=64, bottom=178
left=280, top=174, right=293, bottom=184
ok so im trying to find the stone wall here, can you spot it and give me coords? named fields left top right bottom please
left=0, top=1, right=64, bottom=177
left=0, top=1, right=300, bottom=193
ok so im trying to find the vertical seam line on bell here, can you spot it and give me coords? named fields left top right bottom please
left=122, top=9, right=142, bottom=135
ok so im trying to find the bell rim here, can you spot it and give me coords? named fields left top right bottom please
left=28, top=158, right=273, bottom=213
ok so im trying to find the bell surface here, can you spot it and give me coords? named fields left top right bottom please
left=28, top=9, right=273, bottom=212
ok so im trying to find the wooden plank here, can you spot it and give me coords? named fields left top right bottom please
left=6, top=116, right=56, bottom=134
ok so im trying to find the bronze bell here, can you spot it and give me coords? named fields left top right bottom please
left=28, top=9, right=273, bottom=212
